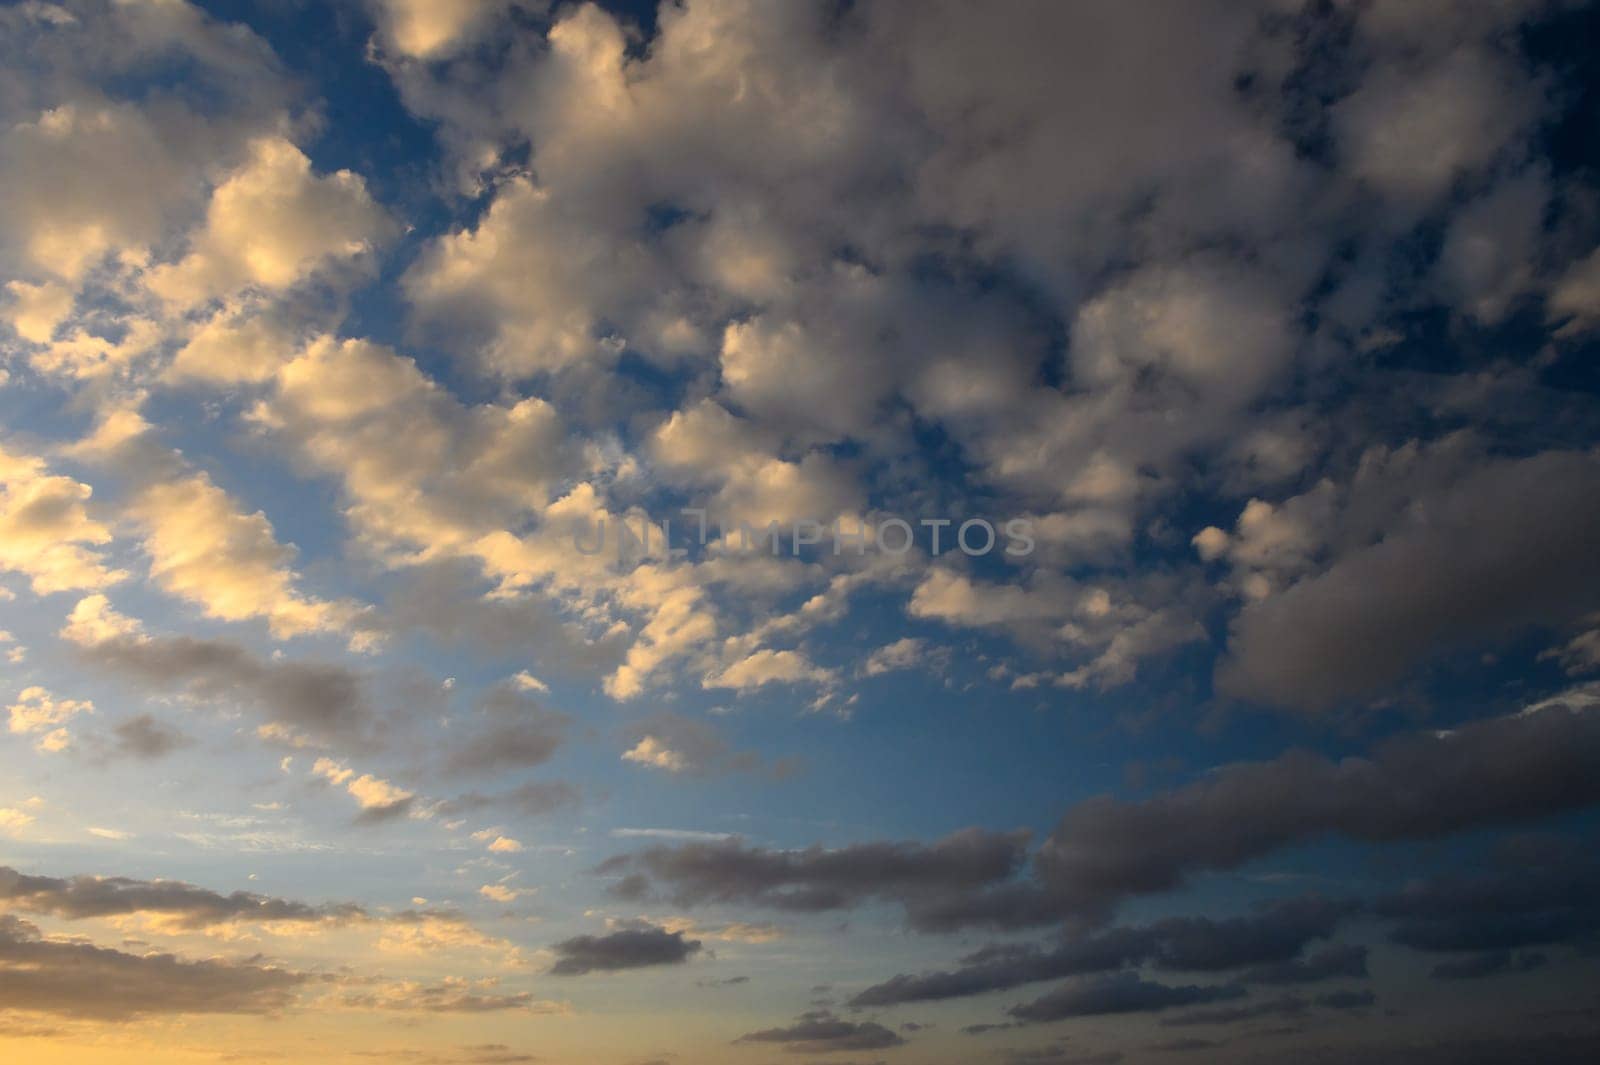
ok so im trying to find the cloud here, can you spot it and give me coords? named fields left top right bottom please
left=1159, top=993, right=1311, bottom=1028
left=59, top=593, right=144, bottom=645
left=440, top=684, right=568, bottom=778
left=71, top=417, right=370, bottom=643
left=851, top=897, right=1354, bottom=1006
left=146, top=136, right=392, bottom=307
left=1429, top=951, right=1546, bottom=981
left=76, top=631, right=374, bottom=747
left=735, top=1010, right=905, bottom=1053
left=367, top=0, right=522, bottom=61
left=96, top=713, right=190, bottom=760
left=607, top=688, right=1600, bottom=934
left=1333, top=46, right=1538, bottom=209
left=862, top=637, right=929, bottom=677
left=0, top=864, right=368, bottom=930
left=1217, top=450, right=1600, bottom=712
left=312, top=758, right=415, bottom=822
left=0, top=444, right=124, bottom=594
left=7, top=685, right=92, bottom=735
left=1008, top=974, right=1245, bottom=1023
left=1549, top=247, right=1600, bottom=335
left=703, top=647, right=837, bottom=693
left=600, top=827, right=1032, bottom=926
left=1025, top=688, right=1600, bottom=923
left=618, top=712, right=766, bottom=777
left=433, top=780, right=582, bottom=822
left=1374, top=840, right=1600, bottom=954
left=1237, top=943, right=1369, bottom=985
left=469, top=831, right=524, bottom=854
left=548, top=923, right=702, bottom=976
left=340, top=979, right=564, bottom=1014
left=0, top=914, right=306, bottom=1020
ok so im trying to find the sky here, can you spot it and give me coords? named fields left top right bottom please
left=1, top=0, right=1599, bottom=1062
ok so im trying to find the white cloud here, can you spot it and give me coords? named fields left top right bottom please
left=148, top=137, right=392, bottom=307
left=8, top=685, right=93, bottom=735
left=0, top=444, right=125, bottom=594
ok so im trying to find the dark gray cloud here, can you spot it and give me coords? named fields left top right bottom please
left=442, top=684, right=568, bottom=777
left=852, top=897, right=1354, bottom=1006
left=735, top=1009, right=905, bottom=1052
left=548, top=923, right=702, bottom=976
left=1429, top=950, right=1546, bottom=980
left=1005, top=1049, right=1124, bottom=1065
left=0, top=913, right=306, bottom=1019
left=386, top=561, right=626, bottom=676
left=1147, top=1039, right=1220, bottom=1054
left=1160, top=986, right=1373, bottom=1030
left=98, top=712, right=190, bottom=760
left=1238, top=943, right=1368, bottom=985
left=609, top=695, right=1600, bottom=934
left=1008, top=974, right=1244, bottom=1023
left=434, top=780, right=582, bottom=820
left=1376, top=842, right=1600, bottom=954
left=80, top=633, right=374, bottom=746
left=599, top=827, right=1032, bottom=925
left=1317, top=989, right=1377, bottom=1009
left=1217, top=450, right=1600, bottom=712
left=0, top=865, right=366, bottom=929
left=1160, top=993, right=1310, bottom=1027
left=1029, top=694, right=1600, bottom=923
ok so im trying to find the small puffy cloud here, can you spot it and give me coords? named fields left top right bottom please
left=0, top=808, right=35, bottom=834
left=59, top=594, right=143, bottom=645
left=470, top=828, right=525, bottom=854
left=312, top=758, right=414, bottom=821
left=622, top=736, right=689, bottom=774
left=618, top=712, right=767, bottom=778
left=478, top=883, right=529, bottom=904
left=704, top=648, right=836, bottom=692
left=368, top=0, right=519, bottom=60
left=7, top=685, right=92, bottom=735
left=1191, top=526, right=1229, bottom=562
left=510, top=670, right=550, bottom=693
left=862, top=637, right=927, bottom=676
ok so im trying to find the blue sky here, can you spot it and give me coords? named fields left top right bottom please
left=2, top=2, right=1600, bottom=1063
